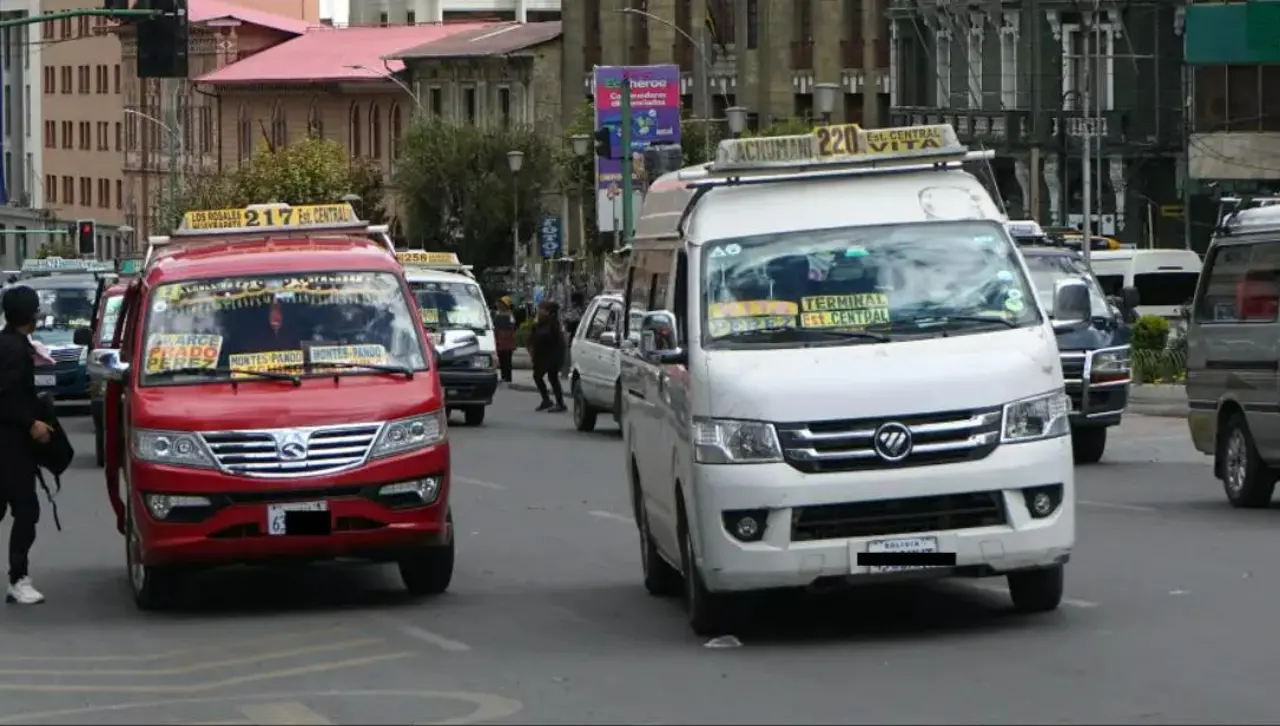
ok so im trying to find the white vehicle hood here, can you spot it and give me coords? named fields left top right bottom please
left=701, top=327, right=1061, bottom=423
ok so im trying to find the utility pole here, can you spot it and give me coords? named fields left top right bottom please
left=620, top=76, right=635, bottom=248
left=1029, top=0, right=1042, bottom=221
left=165, top=78, right=181, bottom=227
left=861, top=0, right=880, bottom=127
left=1081, top=0, right=1100, bottom=267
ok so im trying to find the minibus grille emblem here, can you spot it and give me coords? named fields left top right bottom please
left=277, top=432, right=309, bottom=461
left=873, top=422, right=913, bottom=462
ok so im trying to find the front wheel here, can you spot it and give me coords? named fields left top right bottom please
left=1007, top=565, right=1064, bottom=613
left=126, top=504, right=182, bottom=611
left=1220, top=413, right=1277, bottom=508
left=463, top=406, right=486, bottom=426
left=678, top=500, right=734, bottom=636
left=572, top=378, right=598, bottom=432
left=1072, top=427, right=1107, bottom=464
left=399, top=512, right=455, bottom=596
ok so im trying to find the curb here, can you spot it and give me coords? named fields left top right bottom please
left=1127, top=383, right=1187, bottom=418
left=1127, top=403, right=1188, bottom=419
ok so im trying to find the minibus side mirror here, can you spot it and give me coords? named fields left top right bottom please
left=1051, top=280, right=1092, bottom=333
left=88, top=349, right=130, bottom=383
left=639, top=310, right=685, bottom=365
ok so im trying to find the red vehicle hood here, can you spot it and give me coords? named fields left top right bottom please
left=132, top=375, right=440, bottom=431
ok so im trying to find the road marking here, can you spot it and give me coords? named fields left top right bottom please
left=588, top=510, right=631, bottom=523
left=454, top=476, right=505, bottom=490
left=239, top=701, right=333, bottom=725
left=0, top=689, right=523, bottom=726
left=970, top=583, right=1099, bottom=608
left=0, top=625, right=350, bottom=663
left=0, top=652, right=413, bottom=694
left=0, top=638, right=383, bottom=677
left=1080, top=499, right=1158, bottom=513
left=367, top=614, right=471, bottom=652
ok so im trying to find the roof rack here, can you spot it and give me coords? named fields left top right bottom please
left=678, top=122, right=993, bottom=190
left=143, top=202, right=392, bottom=267
left=20, top=257, right=116, bottom=276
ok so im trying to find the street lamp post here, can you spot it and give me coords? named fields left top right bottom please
left=570, top=134, right=591, bottom=257
left=125, top=97, right=182, bottom=230
left=619, top=7, right=717, bottom=159
left=813, top=83, right=839, bottom=124
left=345, top=64, right=424, bottom=114
left=507, top=150, right=524, bottom=276
left=725, top=107, right=748, bottom=140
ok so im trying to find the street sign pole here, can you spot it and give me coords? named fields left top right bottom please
left=620, top=76, right=634, bottom=251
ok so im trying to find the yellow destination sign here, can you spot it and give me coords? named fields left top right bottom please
left=858, top=125, right=949, bottom=154
left=397, top=250, right=462, bottom=267
left=181, top=203, right=357, bottom=232
left=715, top=135, right=819, bottom=168
left=812, top=124, right=862, bottom=158
left=800, top=293, right=891, bottom=328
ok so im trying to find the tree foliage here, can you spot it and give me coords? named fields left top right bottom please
left=159, top=137, right=387, bottom=233
left=395, top=119, right=556, bottom=271
left=35, top=241, right=79, bottom=259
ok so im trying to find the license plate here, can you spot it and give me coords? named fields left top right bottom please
left=34, top=374, right=55, bottom=388
left=266, top=501, right=328, bottom=536
left=861, top=536, right=942, bottom=573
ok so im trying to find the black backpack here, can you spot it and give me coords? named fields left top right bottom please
left=33, top=393, right=73, bottom=531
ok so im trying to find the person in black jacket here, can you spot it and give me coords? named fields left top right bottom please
left=528, top=300, right=566, bottom=412
left=0, top=286, right=53, bottom=605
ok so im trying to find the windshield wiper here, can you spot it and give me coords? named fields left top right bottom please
left=156, top=366, right=302, bottom=386
left=717, top=327, right=889, bottom=344
left=896, top=315, right=1018, bottom=335
left=304, top=361, right=414, bottom=380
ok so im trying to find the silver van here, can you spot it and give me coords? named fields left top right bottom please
left=1186, top=205, right=1280, bottom=507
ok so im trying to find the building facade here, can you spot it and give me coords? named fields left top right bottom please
left=559, top=0, right=891, bottom=136
left=888, top=0, right=1185, bottom=248
left=0, top=0, right=46, bottom=267
left=115, top=1, right=315, bottom=246
left=346, top=0, right=560, bottom=26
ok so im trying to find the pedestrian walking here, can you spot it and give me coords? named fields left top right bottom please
left=493, top=295, right=517, bottom=384
left=0, top=285, right=55, bottom=605
left=528, top=300, right=566, bottom=412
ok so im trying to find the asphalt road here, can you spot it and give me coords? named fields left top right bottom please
left=1, top=394, right=1276, bottom=724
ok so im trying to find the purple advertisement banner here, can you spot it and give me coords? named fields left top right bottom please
left=593, top=64, right=681, bottom=233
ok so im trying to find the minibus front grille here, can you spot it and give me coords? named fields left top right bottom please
left=776, top=408, right=1002, bottom=473
left=791, top=491, right=1007, bottom=541
left=201, top=423, right=383, bottom=478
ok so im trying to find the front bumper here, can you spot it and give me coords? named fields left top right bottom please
left=128, top=443, right=451, bottom=568
left=690, top=435, right=1075, bottom=592
left=1061, top=351, right=1129, bottom=428
left=439, top=368, right=499, bottom=406
left=35, top=363, right=90, bottom=400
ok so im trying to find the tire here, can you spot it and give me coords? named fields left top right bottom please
left=636, top=482, right=680, bottom=597
left=572, top=378, right=598, bottom=432
left=399, top=512, right=455, bottom=596
left=1219, top=413, right=1277, bottom=509
left=463, top=406, right=486, bottom=426
left=126, top=503, right=181, bottom=611
left=1071, top=427, right=1107, bottom=464
left=678, top=499, right=733, bottom=636
left=1007, top=565, right=1065, bottom=613
left=612, top=380, right=622, bottom=424
left=95, top=429, right=105, bottom=468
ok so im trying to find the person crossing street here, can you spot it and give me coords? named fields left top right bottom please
left=528, top=300, right=566, bottom=412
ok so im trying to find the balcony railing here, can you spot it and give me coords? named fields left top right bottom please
left=889, top=107, right=1032, bottom=146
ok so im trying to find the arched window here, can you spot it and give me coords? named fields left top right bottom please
left=270, top=101, right=287, bottom=149
left=237, top=103, right=252, bottom=162
left=307, top=99, right=323, bottom=139
left=389, top=103, right=403, bottom=161
left=369, top=103, right=382, bottom=159
left=349, top=102, right=362, bottom=156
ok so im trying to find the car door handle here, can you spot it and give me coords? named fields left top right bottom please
left=628, top=386, right=645, bottom=400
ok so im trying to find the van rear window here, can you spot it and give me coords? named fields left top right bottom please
left=1134, top=272, right=1199, bottom=307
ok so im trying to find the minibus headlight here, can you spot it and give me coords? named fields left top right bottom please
left=132, top=429, right=216, bottom=468
left=1090, top=346, right=1131, bottom=383
left=1002, top=391, right=1071, bottom=443
left=470, top=354, right=493, bottom=369
left=371, top=410, right=447, bottom=458
left=693, top=418, right=784, bottom=465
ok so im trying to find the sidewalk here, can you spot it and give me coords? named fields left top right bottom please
left=1128, top=384, right=1187, bottom=418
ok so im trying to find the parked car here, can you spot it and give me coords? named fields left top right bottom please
left=569, top=293, right=642, bottom=431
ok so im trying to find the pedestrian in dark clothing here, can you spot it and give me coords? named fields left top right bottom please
left=493, top=296, right=517, bottom=384
left=528, top=300, right=566, bottom=412
left=0, top=285, right=53, bottom=605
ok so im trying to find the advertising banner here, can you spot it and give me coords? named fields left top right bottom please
left=593, top=64, right=681, bottom=234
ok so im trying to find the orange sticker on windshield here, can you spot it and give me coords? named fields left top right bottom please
left=144, top=334, right=222, bottom=374
left=708, top=300, right=798, bottom=318
left=420, top=308, right=440, bottom=324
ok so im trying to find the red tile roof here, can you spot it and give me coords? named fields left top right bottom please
left=196, top=23, right=496, bottom=85
left=189, top=0, right=311, bottom=35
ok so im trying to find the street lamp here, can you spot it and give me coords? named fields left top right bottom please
left=725, top=107, right=748, bottom=139
left=345, top=64, right=423, bottom=114
left=570, top=135, right=591, bottom=257
left=813, top=83, right=840, bottom=123
left=125, top=106, right=183, bottom=228
left=340, top=192, right=364, bottom=220
left=507, top=150, right=524, bottom=271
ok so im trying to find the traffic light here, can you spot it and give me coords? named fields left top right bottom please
left=594, top=126, right=613, bottom=159
left=76, top=219, right=96, bottom=256
left=136, top=0, right=189, bottom=78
